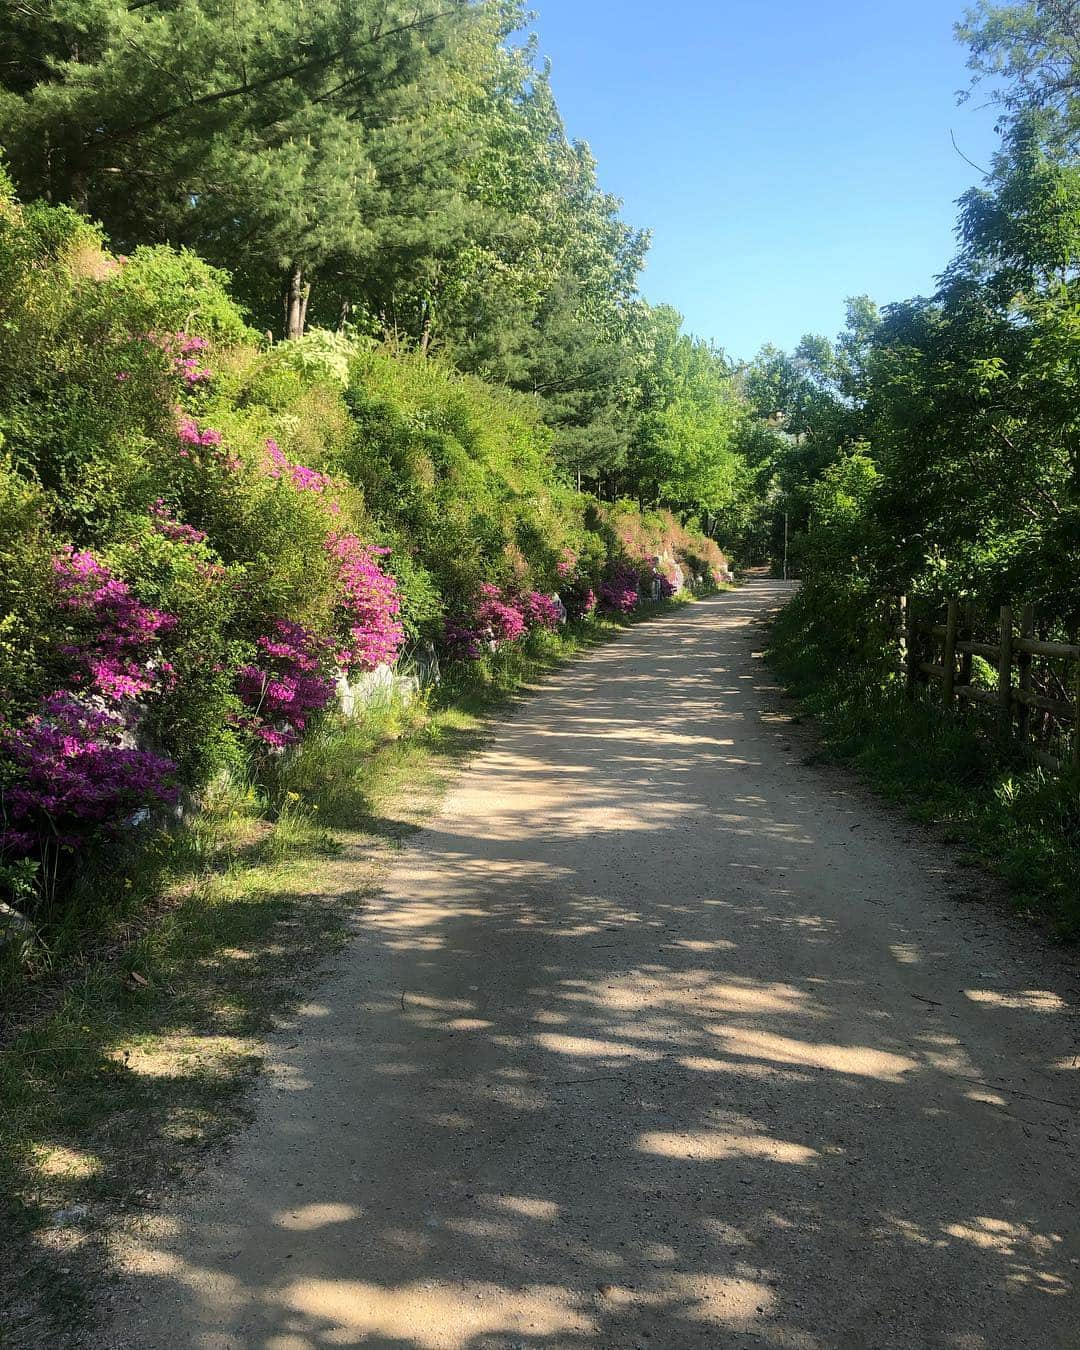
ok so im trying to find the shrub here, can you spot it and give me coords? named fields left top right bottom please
left=444, top=583, right=528, bottom=660
left=520, top=591, right=563, bottom=631
left=52, top=547, right=177, bottom=703
left=0, top=693, right=177, bottom=862
left=326, top=533, right=405, bottom=672
left=235, top=621, right=339, bottom=750
left=598, top=562, right=640, bottom=615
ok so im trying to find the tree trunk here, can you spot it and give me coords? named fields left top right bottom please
left=418, top=299, right=433, bottom=357
left=70, top=162, right=89, bottom=213
left=285, top=260, right=308, bottom=340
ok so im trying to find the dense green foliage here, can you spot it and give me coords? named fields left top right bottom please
left=0, top=0, right=755, bottom=520
left=770, top=592, right=1080, bottom=932
left=743, top=6, right=1080, bottom=628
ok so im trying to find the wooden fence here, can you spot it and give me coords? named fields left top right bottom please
left=896, top=596, right=1080, bottom=776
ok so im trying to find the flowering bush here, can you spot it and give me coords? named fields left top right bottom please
left=235, top=621, right=338, bottom=749
left=561, top=578, right=597, bottom=620
left=476, top=583, right=526, bottom=642
left=150, top=331, right=212, bottom=389
left=643, top=564, right=677, bottom=600
left=555, top=553, right=599, bottom=622
left=0, top=692, right=178, bottom=856
left=443, top=618, right=484, bottom=661
left=264, top=439, right=333, bottom=495
left=594, top=502, right=730, bottom=590
left=443, top=582, right=527, bottom=660
left=326, top=533, right=405, bottom=672
left=178, top=415, right=221, bottom=448
left=520, top=591, right=563, bottom=631
left=598, top=563, right=640, bottom=615
left=176, top=414, right=242, bottom=473
left=150, top=498, right=208, bottom=548
left=53, top=548, right=177, bottom=702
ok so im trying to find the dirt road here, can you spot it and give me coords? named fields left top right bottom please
left=109, top=579, right=1080, bottom=1348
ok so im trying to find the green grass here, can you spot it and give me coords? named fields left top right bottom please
left=0, top=594, right=700, bottom=1347
left=768, top=592, right=1080, bottom=936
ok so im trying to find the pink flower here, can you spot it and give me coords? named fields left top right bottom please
left=598, top=563, right=639, bottom=615
left=444, top=583, right=529, bottom=659
left=52, top=547, right=177, bottom=704
left=148, top=330, right=214, bottom=387
left=234, top=621, right=338, bottom=749
left=0, top=692, right=177, bottom=857
left=325, top=533, right=405, bottom=673
left=520, top=591, right=562, bottom=631
left=264, top=439, right=333, bottom=494
left=150, top=499, right=209, bottom=547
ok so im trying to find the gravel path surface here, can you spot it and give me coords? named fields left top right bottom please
left=109, top=579, right=1080, bottom=1348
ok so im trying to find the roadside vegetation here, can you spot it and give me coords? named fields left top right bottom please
left=769, top=595, right=1080, bottom=934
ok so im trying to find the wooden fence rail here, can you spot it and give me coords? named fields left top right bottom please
left=896, top=595, right=1080, bottom=776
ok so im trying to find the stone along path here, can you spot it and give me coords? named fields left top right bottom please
left=108, top=578, right=1080, bottom=1348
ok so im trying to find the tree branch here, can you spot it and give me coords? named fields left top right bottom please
left=90, top=8, right=459, bottom=147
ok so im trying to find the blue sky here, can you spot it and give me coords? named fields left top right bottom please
left=525, top=0, right=1002, bottom=360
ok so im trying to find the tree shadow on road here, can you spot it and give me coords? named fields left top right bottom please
left=107, top=581, right=1080, bottom=1349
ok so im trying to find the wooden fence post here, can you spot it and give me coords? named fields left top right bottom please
left=899, top=595, right=911, bottom=694
left=997, top=605, right=1013, bottom=741
left=1073, top=641, right=1080, bottom=775
left=942, top=597, right=960, bottom=706
left=1017, top=603, right=1035, bottom=749
left=959, top=599, right=975, bottom=690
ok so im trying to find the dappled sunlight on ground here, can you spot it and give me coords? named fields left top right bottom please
left=107, top=582, right=1080, bottom=1349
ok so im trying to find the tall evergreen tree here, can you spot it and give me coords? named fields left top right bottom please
left=0, top=0, right=475, bottom=333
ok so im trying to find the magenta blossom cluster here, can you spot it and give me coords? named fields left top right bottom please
left=0, top=693, right=178, bottom=856
left=53, top=548, right=177, bottom=702
left=559, top=571, right=598, bottom=621
left=443, top=618, right=485, bottom=661
left=325, top=533, right=405, bottom=672
left=443, top=582, right=528, bottom=660
left=150, top=499, right=209, bottom=548
left=598, top=563, right=640, bottom=616
left=476, top=583, right=526, bottom=643
left=520, top=591, right=562, bottom=631
left=150, top=331, right=212, bottom=388
left=264, top=439, right=334, bottom=496
left=235, top=620, right=338, bottom=749
left=177, top=415, right=241, bottom=472
left=554, top=553, right=598, bottom=621
left=178, top=415, right=220, bottom=448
